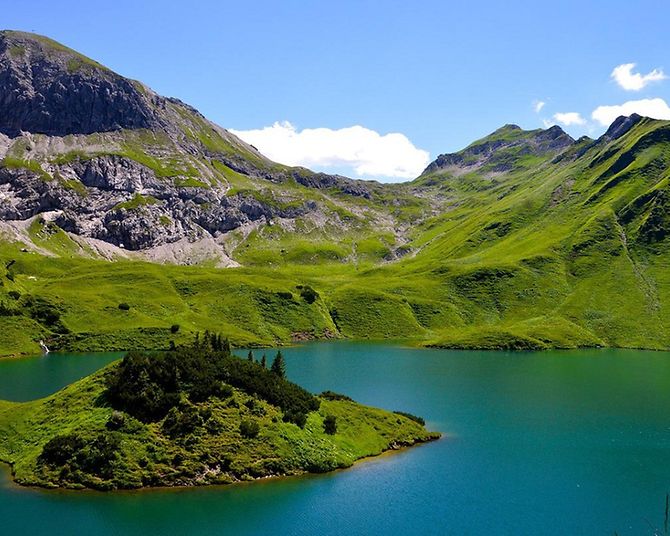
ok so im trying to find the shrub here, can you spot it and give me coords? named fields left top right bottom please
left=106, top=351, right=181, bottom=422
left=170, top=324, right=180, bottom=333
left=297, top=285, right=319, bottom=304
left=323, top=415, right=337, bottom=435
left=76, top=433, right=121, bottom=479
left=23, top=296, right=67, bottom=332
left=0, top=301, right=19, bottom=316
left=239, top=418, right=260, bottom=438
left=39, top=432, right=121, bottom=480
left=118, top=302, right=130, bottom=310
left=7, top=290, right=20, bottom=300
left=105, top=339, right=319, bottom=426
left=320, top=391, right=353, bottom=402
left=282, top=410, right=307, bottom=428
left=106, top=411, right=126, bottom=431
left=393, top=411, right=425, bottom=426
left=39, top=434, right=85, bottom=465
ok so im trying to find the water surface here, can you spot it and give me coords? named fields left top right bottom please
left=1, top=342, right=669, bottom=535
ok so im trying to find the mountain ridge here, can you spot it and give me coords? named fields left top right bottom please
left=0, top=31, right=669, bottom=355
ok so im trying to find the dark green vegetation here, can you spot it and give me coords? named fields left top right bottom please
left=0, top=340, right=438, bottom=490
left=1, top=32, right=670, bottom=354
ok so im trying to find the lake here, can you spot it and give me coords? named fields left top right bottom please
left=1, top=342, right=669, bottom=535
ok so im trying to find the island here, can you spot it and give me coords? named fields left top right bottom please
left=0, top=335, right=439, bottom=490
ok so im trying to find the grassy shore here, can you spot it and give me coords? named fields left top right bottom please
left=0, top=351, right=439, bottom=490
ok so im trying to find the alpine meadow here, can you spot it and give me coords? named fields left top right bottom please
left=0, top=31, right=669, bottom=357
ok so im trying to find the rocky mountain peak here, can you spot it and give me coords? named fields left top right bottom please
left=0, top=30, right=163, bottom=137
left=601, top=113, right=643, bottom=142
left=420, top=124, right=574, bottom=176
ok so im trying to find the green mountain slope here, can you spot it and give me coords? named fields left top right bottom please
left=0, top=32, right=669, bottom=354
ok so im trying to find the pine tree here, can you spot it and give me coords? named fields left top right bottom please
left=260, top=354, right=267, bottom=368
left=247, top=350, right=254, bottom=362
left=270, top=351, right=286, bottom=378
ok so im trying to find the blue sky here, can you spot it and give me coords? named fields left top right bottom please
left=4, top=0, right=670, bottom=181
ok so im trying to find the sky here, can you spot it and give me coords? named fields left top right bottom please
left=3, top=0, right=670, bottom=182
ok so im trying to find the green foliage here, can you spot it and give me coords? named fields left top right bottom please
left=162, top=403, right=203, bottom=438
left=39, top=434, right=86, bottom=466
left=1, top=156, right=52, bottom=181
left=239, top=418, right=260, bottom=438
left=118, top=302, right=130, bottom=310
left=3, top=117, right=670, bottom=354
left=393, top=411, right=425, bottom=426
left=0, top=353, right=437, bottom=490
left=39, top=431, right=121, bottom=482
left=106, top=339, right=318, bottom=426
left=270, top=350, right=286, bottom=378
left=320, top=391, right=353, bottom=402
left=22, top=295, right=68, bottom=334
left=323, top=415, right=337, bottom=435
left=297, top=285, right=319, bottom=304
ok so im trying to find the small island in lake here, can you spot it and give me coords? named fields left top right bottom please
left=0, top=335, right=439, bottom=490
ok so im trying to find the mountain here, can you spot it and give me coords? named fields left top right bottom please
left=0, top=30, right=413, bottom=265
left=1, top=31, right=670, bottom=355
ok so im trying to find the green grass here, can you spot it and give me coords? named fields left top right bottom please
left=113, top=194, right=158, bottom=211
left=0, top=358, right=438, bottom=490
left=3, top=103, right=670, bottom=354
left=1, top=156, right=52, bottom=181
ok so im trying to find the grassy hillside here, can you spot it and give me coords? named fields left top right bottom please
left=2, top=117, right=670, bottom=354
left=0, top=342, right=438, bottom=490
left=2, top=33, right=669, bottom=354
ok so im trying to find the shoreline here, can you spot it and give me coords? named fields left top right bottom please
left=2, top=335, right=669, bottom=361
left=0, top=433, right=442, bottom=495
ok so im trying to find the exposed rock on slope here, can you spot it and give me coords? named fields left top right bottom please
left=0, top=31, right=394, bottom=261
left=0, top=31, right=162, bottom=137
left=421, top=124, right=575, bottom=175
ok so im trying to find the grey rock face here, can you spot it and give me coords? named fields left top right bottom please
left=0, top=152, right=324, bottom=250
left=0, top=31, right=381, bottom=255
left=422, top=125, right=575, bottom=175
left=0, top=31, right=162, bottom=137
left=601, top=114, right=643, bottom=142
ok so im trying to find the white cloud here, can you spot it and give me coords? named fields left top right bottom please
left=591, top=97, right=670, bottom=126
left=230, top=121, right=430, bottom=181
left=533, top=100, right=546, bottom=113
left=552, top=112, right=586, bottom=126
left=611, top=63, right=667, bottom=91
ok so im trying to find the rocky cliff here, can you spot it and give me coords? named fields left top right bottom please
left=0, top=31, right=394, bottom=264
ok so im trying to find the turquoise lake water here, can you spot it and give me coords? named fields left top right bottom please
left=1, top=342, right=669, bottom=535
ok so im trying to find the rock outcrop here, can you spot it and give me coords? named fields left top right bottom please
left=0, top=31, right=380, bottom=255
